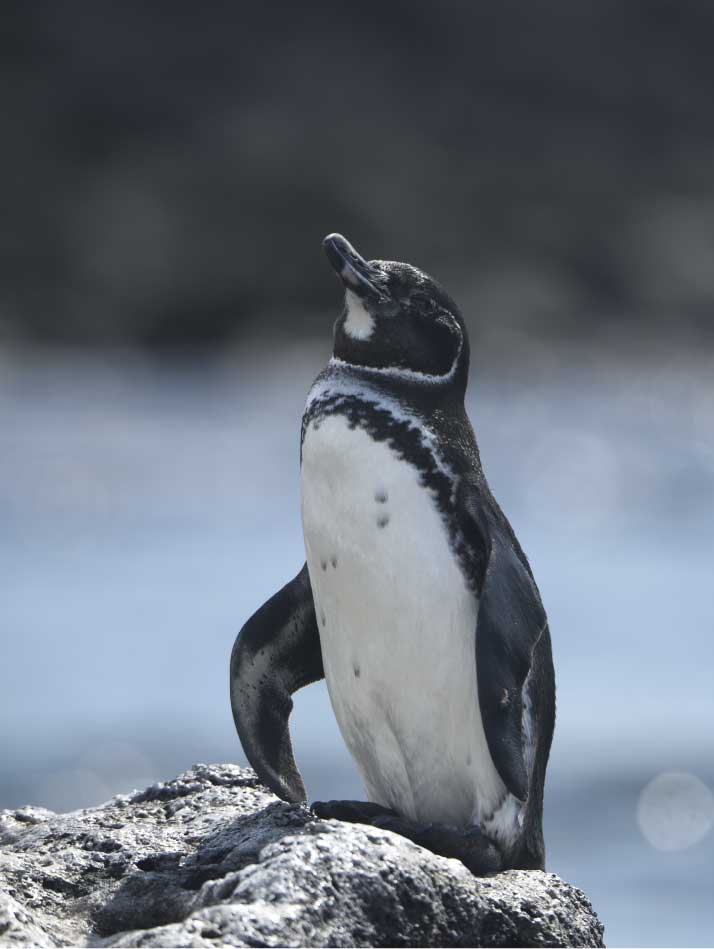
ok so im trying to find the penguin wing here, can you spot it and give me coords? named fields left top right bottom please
left=230, top=563, right=324, bottom=803
left=462, top=489, right=548, bottom=802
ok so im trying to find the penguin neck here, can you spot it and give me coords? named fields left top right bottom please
left=331, top=325, right=469, bottom=398
left=325, top=356, right=466, bottom=415
left=329, top=324, right=470, bottom=404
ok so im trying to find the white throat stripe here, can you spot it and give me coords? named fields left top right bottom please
left=343, top=290, right=375, bottom=341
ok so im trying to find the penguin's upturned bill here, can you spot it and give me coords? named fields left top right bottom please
left=230, top=234, right=556, bottom=874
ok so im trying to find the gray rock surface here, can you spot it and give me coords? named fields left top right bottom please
left=0, top=764, right=604, bottom=947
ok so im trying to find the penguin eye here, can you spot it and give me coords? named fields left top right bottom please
left=413, top=299, right=456, bottom=331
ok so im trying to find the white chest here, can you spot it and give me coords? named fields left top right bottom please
left=300, top=410, right=508, bottom=827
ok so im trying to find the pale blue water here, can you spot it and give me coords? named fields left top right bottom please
left=2, top=341, right=713, bottom=946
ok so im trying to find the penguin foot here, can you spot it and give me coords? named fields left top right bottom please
left=311, top=801, right=502, bottom=875
left=311, top=799, right=398, bottom=824
left=370, top=815, right=503, bottom=876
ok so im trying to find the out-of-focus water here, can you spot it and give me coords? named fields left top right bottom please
left=2, top=340, right=713, bottom=947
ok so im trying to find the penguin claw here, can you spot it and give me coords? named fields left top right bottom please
left=311, top=801, right=503, bottom=875
left=419, top=824, right=503, bottom=875
left=310, top=799, right=398, bottom=824
left=370, top=815, right=503, bottom=876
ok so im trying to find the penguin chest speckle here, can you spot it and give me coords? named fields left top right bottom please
left=300, top=411, right=507, bottom=827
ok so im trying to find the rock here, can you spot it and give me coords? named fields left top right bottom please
left=0, top=764, right=604, bottom=947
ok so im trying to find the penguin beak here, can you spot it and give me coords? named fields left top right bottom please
left=323, top=233, right=382, bottom=300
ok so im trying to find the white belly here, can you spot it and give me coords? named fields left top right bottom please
left=301, top=411, right=507, bottom=827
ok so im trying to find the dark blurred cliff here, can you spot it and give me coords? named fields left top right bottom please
left=2, top=0, right=714, bottom=349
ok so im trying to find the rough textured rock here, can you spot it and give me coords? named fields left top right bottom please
left=0, top=764, right=604, bottom=947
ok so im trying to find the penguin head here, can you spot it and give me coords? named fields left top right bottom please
left=323, top=234, right=469, bottom=390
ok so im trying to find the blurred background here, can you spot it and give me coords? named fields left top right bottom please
left=2, top=1, right=714, bottom=945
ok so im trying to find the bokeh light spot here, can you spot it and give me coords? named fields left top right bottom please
left=636, top=771, right=714, bottom=851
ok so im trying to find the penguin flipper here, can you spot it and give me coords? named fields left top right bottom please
left=230, top=564, right=323, bottom=803
left=463, top=491, right=548, bottom=802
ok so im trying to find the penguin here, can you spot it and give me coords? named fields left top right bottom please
left=230, top=234, right=556, bottom=874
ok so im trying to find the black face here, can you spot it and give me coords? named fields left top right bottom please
left=323, top=234, right=468, bottom=380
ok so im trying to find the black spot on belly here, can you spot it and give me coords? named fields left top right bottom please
left=353, top=665, right=361, bottom=678
left=377, top=514, right=390, bottom=528
left=321, top=559, right=327, bottom=571
left=331, top=555, right=338, bottom=568
left=320, top=610, right=326, bottom=627
left=375, top=489, right=388, bottom=504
